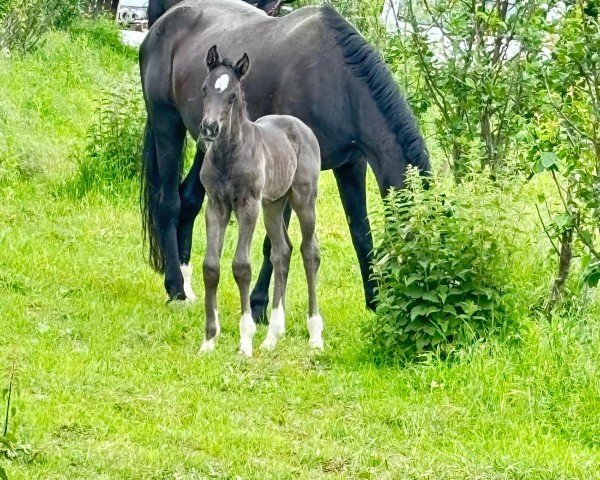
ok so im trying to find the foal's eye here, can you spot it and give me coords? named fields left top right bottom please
left=202, top=86, right=207, bottom=96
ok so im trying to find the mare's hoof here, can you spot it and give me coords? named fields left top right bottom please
left=167, top=298, right=191, bottom=308
left=365, top=298, right=377, bottom=311
left=250, top=301, right=269, bottom=324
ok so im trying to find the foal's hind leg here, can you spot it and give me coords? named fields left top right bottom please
left=290, top=187, right=323, bottom=350
left=260, top=198, right=292, bottom=350
left=250, top=203, right=292, bottom=323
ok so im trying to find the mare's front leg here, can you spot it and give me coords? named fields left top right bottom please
left=250, top=203, right=292, bottom=323
left=178, top=147, right=206, bottom=301
left=200, top=198, right=231, bottom=353
left=333, top=159, right=377, bottom=311
left=233, top=199, right=260, bottom=357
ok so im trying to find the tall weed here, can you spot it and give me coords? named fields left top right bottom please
left=365, top=169, right=544, bottom=364
left=66, top=80, right=144, bottom=200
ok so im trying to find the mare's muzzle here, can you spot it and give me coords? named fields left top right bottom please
left=200, top=120, right=219, bottom=140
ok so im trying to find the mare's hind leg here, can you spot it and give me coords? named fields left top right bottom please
left=200, top=198, right=231, bottom=353
left=250, top=203, right=292, bottom=323
left=233, top=200, right=260, bottom=357
left=177, top=147, right=206, bottom=302
left=260, top=198, right=293, bottom=350
left=155, top=113, right=187, bottom=301
left=290, top=186, right=323, bottom=350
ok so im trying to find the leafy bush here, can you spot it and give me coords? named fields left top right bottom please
left=366, top=169, right=526, bottom=363
left=0, top=0, right=83, bottom=54
left=66, top=80, right=144, bottom=200
left=69, top=17, right=137, bottom=58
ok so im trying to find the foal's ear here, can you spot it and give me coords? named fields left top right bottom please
left=234, top=53, right=250, bottom=79
left=206, top=45, right=220, bottom=71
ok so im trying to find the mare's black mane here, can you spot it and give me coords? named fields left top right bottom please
left=321, top=6, right=430, bottom=172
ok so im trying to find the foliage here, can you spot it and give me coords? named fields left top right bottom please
left=1, top=364, right=32, bottom=467
left=527, top=1, right=600, bottom=307
left=0, top=10, right=599, bottom=478
left=66, top=80, right=144, bottom=200
left=366, top=169, right=525, bottom=363
left=0, top=0, right=83, bottom=54
left=0, top=23, right=137, bottom=186
left=68, top=17, right=138, bottom=58
left=393, top=0, right=550, bottom=178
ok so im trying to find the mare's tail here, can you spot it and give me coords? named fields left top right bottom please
left=140, top=118, right=166, bottom=273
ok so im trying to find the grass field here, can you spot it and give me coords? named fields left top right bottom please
left=1, top=23, right=600, bottom=480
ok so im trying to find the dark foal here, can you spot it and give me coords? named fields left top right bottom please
left=198, top=46, right=323, bottom=357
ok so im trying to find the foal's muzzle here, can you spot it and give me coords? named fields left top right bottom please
left=200, top=120, right=219, bottom=140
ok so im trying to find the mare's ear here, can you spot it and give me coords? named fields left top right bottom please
left=234, top=53, right=250, bottom=79
left=206, top=45, right=220, bottom=71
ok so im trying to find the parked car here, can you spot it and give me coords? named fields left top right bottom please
left=116, top=0, right=149, bottom=30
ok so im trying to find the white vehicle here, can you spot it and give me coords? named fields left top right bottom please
left=116, top=0, right=149, bottom=30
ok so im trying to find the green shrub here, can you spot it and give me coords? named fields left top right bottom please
left=0, top=0, right=82, bottom=54
left=69, top=18, right=137, bottom=58
left=366, top=169, right=527, bottom=363
left=66, top=80, right=144, bottom=200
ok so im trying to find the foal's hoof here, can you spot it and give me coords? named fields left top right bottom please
left=238, top=342, right=253, bottom=357
left=307, top=314, right=324, bottom=351
left=309, top=337, right=324, bottom=351
left=260, top=335, right=278, bottom=351
left=199, top=337, right=216, bottom=354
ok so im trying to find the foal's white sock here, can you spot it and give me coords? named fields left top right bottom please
left=261, top=301, right=285, bottom=350
left=307, top=314, right=324, bottom=350
left=239, top=312, right=256, bottom=357
left=199, top=310, right=220, bottom=354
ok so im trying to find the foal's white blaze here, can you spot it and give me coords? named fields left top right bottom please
left=307, top=314, right=324, bottom=350
left=261, top=301, right=285, bottom=350
left=239, top=312, right=256, bottom=357
left=214, top=74, right=230, bottom=92
left=180, top=264, right=196, bottom=301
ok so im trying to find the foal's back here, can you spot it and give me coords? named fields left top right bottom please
left=255, top=114, right=320, bottom=203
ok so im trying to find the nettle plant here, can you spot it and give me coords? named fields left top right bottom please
left=68, top=81, right=145, bottom=199
left=367, top=170, right=517, bottom=363
left=528, top=1, right=600, bottom=308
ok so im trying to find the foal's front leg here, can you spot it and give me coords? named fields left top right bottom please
left=233, top=199, right=260, bottom=357
left=200, top=198, right=231, bottom=353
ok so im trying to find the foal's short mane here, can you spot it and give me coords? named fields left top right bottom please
left=321, top=6, right=430, bottom=172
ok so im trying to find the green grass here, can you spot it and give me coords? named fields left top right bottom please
left=1, top=22, right=600, bottom=480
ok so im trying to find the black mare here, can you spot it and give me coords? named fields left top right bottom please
left=148, top=0, right=289, bottom=26
left=139, top=0, right=430, bottom=320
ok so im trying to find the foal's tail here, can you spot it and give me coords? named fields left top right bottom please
left=140, top=118, right=165, bottom=273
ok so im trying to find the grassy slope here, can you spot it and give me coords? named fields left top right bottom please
left=1, top=24, right=599, bottom=480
